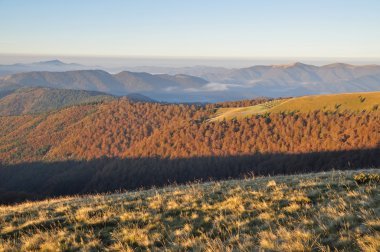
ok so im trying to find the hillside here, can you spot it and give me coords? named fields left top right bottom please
left=211, top=92, right=380, bottom=121
left=0, top=87, right=115, bottom=116
left=0, top=94, right=379, bottom=203
left=1, top=169, right=379, bottom=251
left=0, top=87, right=157, bottom=116
left=0, top=97, right=378, bottom=164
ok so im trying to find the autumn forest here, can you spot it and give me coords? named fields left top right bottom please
left=0, top=97, right=379, bottom=203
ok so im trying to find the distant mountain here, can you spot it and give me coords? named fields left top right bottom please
left=114, top=71, right=208, bottom=92
left=36, top=60, right=72, bottom=66
left=0, top=70, right=210, bottom=99
left=204, top=63, right=380, bottom=96
left=123, top=63, right=380, bottom=98
left=1, top=62, right=380, bottom=102
left=0, top=87, right=114, bottom=116
left=203, top=62, right=380, bottom=85
left=0, top=70, right=125, bottom=93
left=0, top=60, right=92, bottom=76
left=123, top=65, right=229, bottom=77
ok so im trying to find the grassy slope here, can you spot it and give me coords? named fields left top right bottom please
left=211, top=92, right=380, bottom=121
left=1, top=169, right=379, bottom=251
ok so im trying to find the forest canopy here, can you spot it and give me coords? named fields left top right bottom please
left=0, top=97, right=379, bottom=203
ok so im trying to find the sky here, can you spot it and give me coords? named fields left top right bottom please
left=0, top=0, right=380, bottom=61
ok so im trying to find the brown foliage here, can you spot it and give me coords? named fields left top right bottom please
left=0, top=98, right=379, bottom=164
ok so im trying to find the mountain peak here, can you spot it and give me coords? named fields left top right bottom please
left=293, top=62, right=307, bottom=67
left=37, top=60, right=65, bottom=65
left=274, top=62, right=311, bottom=68
left=322, top=63, right=354, bottom=68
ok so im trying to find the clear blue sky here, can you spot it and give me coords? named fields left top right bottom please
left=1, top=0, right=379, bottom=58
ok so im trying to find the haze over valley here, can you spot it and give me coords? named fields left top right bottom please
left=1, top=60, right=380, bottom=102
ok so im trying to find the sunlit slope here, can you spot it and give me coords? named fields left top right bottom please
left=211, top=92, right=380, bottom=121
left=211, top=99, right=287, bottom=121
left=1, top=96, right=378, bottom=164
left=1, top=169, right=379, bottom=251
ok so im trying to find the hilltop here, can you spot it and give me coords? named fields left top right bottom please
left=0, top=87, right=158, bottom=116
left=1, top=169, right=379, bottom=251
left=0, top=87, right=114, bottom=116
left=210, top=92, right=380, bottom=121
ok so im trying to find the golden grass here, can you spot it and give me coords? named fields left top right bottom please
left=210, top=99, right=288, bottom=121
left=0, top=169, right=379, bottom=251
left=211, top=91, right=380, bottom=121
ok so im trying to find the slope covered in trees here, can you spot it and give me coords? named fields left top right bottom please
left=0, top=87, right=114, bottom=116
left=0, top=93, right=379, bottom=203
left=0, top=87, right=158, bottom=116
left=0, top=97, right=378, bottom=164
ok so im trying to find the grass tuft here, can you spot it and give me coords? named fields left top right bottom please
left=0, top=169, right=379, bottom=251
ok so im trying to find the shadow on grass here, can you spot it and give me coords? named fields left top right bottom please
left=0, top=147, right=379, bottom=204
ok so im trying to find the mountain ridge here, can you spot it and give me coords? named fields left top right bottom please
left=0, top=70, right=210, bottom=97
left=1, top=62, right=380, bottom=101
left=0, top=60, right=91, bottom=76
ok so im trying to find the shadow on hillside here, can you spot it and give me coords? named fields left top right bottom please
left=0, top=147, right=379, bottom=204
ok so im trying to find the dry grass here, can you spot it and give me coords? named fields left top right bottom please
left=211, top=91, right=380, bottom=121
left=210, top=99, right=287, bottom=121
left=0, top=169, right=379, bottom=251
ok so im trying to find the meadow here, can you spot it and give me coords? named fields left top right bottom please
left=211, top=91, right=380, bottom=121
left=1, top=169, right=379, bottom=251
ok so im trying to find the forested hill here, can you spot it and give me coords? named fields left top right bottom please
left=0, top=87, right=159, bottom=116
left=0, top=93, right=379, bottom=203
left=0, top=87, right=114, bottom=116
left=0, top=95, right=378, bottom=164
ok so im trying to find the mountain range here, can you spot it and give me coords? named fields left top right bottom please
left=0, top=60, right=92, bottom=77
left=1, top=60, right=380, bottom=102
left=0, top=69, right=209, bottom=101
left=126, top=62, right=380, bottom=97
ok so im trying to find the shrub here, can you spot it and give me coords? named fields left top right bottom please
left=353, top=172, right=380, bottom=184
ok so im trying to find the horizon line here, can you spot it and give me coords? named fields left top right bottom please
left=2, top=53, right=380, bottom=60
